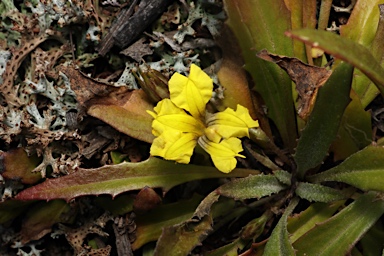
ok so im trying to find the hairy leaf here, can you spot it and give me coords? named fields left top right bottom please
left=308, top=146, right=384, bottom=191
left=15, top=158, right=259, bottom=201
left=216, top=174, right=288, bottom=200
left=295, top=182, right=347, bottom=203
left=263, top=197, right=299, bottom=256
left=294, top=62, right=353, bottom=178
left=293, top=192, right=384, bottom=255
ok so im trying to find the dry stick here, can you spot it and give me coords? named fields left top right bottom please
left=97, top=0, right=172, bottom=56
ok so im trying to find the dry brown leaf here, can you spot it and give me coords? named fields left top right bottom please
left=257, top=49, right=332, bottom=119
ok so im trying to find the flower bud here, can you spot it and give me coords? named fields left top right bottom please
left=134, top=68, right=170, bottom=103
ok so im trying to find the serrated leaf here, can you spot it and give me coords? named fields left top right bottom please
left=223, top=0, right=297, bottom=151
left=287, top=201, right=345, bottom=243
left=216, top=174, right=288, bottom=200
left=15, top=158, right=259, bottom=201
left=295, top=182, right=347, bottom=203
left=293, top=192, right=384, bottom=255
left=263, top=197, right=299, bottom=256
left=308, top=146, right=384, bottom=191
left=274, top=170, right=292, bottom=186
left=286, top=29, right=384, bottom=96
left=294, top=62, right=353, bottom=178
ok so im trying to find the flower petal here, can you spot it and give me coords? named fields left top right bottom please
left=147, top=99, right=205, bottom=136
left=150, top=130, right=197, bottom=164
left=207, top=104, right=259, bottom=138
left=198, top=136, right=245, bottom=173
left=168, top=64, right=213, bottom=118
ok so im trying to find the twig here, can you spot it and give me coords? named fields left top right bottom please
left=97, top=0, right=172, bottom=55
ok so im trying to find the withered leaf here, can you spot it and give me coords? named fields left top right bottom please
left=120, top=37, right=154, bottom=62
left=256, top=49, right=332, bottom=119
left=133, top=186, right=162, bottom=214
left=57, top=65, right=154, bottom=143
left=57, top=65, right=124, bottom=109
left=0, top=148, right=41, bottom=184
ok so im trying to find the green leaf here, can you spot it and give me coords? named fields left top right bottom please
left=286, top=29, right=384, bottom=97
left=21, top=200, right=72, bottom=244
left=132, top=194, right=203, bottom=250
left=263, top=197, right=299, bottom=256
left=293, top=192, right=384, bottom=255
left=0, top=200, right=36, bottom=224
left=295, top=182, right=347, bottom=203
left=308, top=146, right=384, bottom=191
left=15, top=157, right=259, bottom=201
left=94, top=194, right=134, bottom=216
left=223, top=0, right=297, bottom=151
left=205, top=238, right=248, bottom=256
left=340, top=1, right=384, bottom=46
left=287, top=201, right=345, bottom=243
left=288, top=0, right=318, bottom=63
left=330, top=90, right=372, bottom=161
left=294, top=62, right=353, bottom=178
left=216, top=174, right=288, bottom=200
left=274, top=170, right=292, bottom=186
left=154, top=192, right=229, bottom=255
left=340, top=1, right=384, bottom=107
left=359, top=220, right=384, bottom=256
left=154, top=215, right=213, bottom=256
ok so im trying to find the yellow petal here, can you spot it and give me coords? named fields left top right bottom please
left=210, top=155, right=237, bottom=173
left=148, top=99, right=205, bottom=136
left=207, top=104, right=259, bottom=138
left=150, top=131, right=197, bottom=164
left=204, top=127, right=222, bottom=143
left=198, top=136, right=245, bottom=173
left=168, top=64, right=213, bottom=118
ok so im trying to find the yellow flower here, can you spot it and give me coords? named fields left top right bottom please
left=147, top=64, right=259, bottom=173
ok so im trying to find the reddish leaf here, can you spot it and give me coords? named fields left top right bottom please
left=58, top=65, right=154, bottom=143
left=1, top=148, right=41, bottom=184
left=87, top=89, right=155, bottom=143
left=15, top=157, right=259, bottom=201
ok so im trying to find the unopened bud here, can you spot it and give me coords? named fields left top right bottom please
left=240, top=213, right=269, bottom=241
left=134, top=68, right=170, bottom=103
